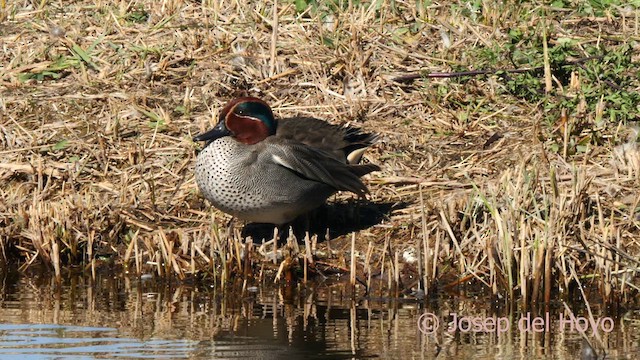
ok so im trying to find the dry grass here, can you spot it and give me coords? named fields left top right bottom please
left=1, top=0, right=639, bottom=307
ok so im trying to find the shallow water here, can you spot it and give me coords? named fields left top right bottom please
left=0, top=270, right=637, bottom=359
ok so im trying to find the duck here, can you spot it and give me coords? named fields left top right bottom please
left=193, top=97, right=379, bottom=226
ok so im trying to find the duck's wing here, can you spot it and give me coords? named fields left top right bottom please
left=277, top=118, right=378, bottom=164
left=262, top=137, right=378, bottom=196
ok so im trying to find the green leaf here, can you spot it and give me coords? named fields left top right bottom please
left=321, top=36, right=334, bottom=47
left=126, top=8, right=149, bottom=23
left=18, top=73, right=34, bottom=82
left=71, top=44, right=99, bottom=70
left=152, top=14, right=176, bottom=30
left=148, top=119, right=166, bottom=130
left=138, top=107, right=162, bottom=122
left=555, top=37, right=576, bottom=46
left=53, top=140, right=69, bottom=151
left=294, top=0, right=308, bottom=13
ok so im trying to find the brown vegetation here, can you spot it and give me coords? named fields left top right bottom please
left=1, top=0, right=639, bottom=308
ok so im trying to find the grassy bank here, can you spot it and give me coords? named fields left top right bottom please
left=1, top=0, right=639, bottom=308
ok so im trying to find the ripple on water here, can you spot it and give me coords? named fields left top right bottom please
left=0, top=323, right=200, bottom=359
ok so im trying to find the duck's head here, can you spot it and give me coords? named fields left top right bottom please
left=193, top=97, right=276, bottom=145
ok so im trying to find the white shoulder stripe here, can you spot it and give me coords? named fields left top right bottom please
left=272, top=154, right=289, bottom=168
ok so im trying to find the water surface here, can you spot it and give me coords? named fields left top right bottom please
left=0, top=270, right=637, bottom=359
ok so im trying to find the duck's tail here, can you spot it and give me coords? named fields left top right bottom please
left=343, top=128, right=379, bottom=164
left=349, top=163, right=381, bottom=177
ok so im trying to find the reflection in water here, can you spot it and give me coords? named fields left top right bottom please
left=0, top=269, right=637, bottom=359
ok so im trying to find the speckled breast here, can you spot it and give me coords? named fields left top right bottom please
left=195, top=138, right=267, bottom=216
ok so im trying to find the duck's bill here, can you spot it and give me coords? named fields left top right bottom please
left=193, top=121, right=230, bottom=142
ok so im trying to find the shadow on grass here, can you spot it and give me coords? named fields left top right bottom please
left=241, top=201, right=406, bottom=243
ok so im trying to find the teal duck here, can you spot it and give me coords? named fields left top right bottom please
left=193, top=97, right=379, bottom=225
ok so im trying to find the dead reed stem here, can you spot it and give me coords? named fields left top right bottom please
left=350, top=232, right=356, bottom=288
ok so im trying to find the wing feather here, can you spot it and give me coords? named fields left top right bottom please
left=265, top=140, right=370, bottom=195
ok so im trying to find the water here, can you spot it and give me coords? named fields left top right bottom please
left=0, top=270, right=637, bottom=359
